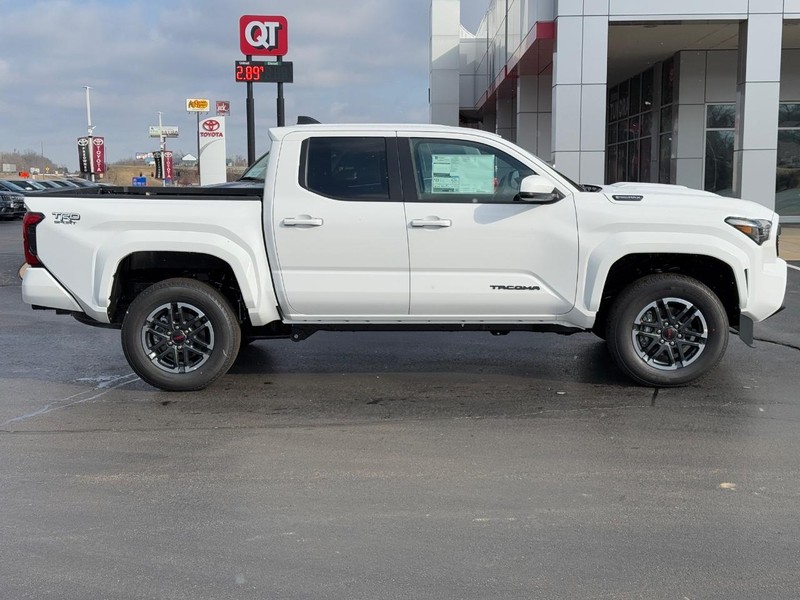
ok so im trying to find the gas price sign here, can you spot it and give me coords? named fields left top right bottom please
left=234, top=60, right=293, bottom=83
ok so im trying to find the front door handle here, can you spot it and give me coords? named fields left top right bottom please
left=410, top=218, right=452, bottom=228
left=282, top=216, right=324, bottom=227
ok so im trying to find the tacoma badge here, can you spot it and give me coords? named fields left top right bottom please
left=490, top=285, right=541, bottom=291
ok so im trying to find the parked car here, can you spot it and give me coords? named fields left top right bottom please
left=0, top=179, right=47, bottom=194
left=28, top=179, right=60, bottom=189
left=64, top=178, right=98, bottom=188
left=42, top=179, right=78, bottom=188
left=0, top=189, right=25, bottom=219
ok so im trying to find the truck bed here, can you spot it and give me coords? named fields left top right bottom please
left=29, top=186, right=262, bottom=200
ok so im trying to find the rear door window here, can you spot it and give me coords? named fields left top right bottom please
left=300, top=137, right=390, bottom=200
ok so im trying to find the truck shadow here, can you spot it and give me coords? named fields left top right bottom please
left=229, top=331, right=632, bottom=387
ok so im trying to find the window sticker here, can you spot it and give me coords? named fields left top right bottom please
left=430, top=154, right=495, bottom=194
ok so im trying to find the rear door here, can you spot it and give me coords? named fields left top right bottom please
left=269, top=132, right=410, bottom=319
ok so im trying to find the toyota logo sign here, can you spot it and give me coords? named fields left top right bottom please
left=200, top=117, right=225, bottom=139
left=239, top=15, right=288, bottom=56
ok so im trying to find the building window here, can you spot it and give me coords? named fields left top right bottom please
left=658, top=57, right=675, bottom=184
left=776, top=103, right=800, bottom=218
left=606, top=68, right=654, bottom=184
left=704, top=104, right=735, bottom=197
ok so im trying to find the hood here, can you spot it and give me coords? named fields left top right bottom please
left=599, top=182, right=777, bottom=220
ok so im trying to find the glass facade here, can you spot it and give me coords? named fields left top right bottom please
left=658, top=58, right=675, bottom=184
left=776, top=103, right=800, bottom=218
left=606, top=68, right=654, bottom=183
left=700, top=102, right=800, bottom=216
left=704, top=104, right=736, bottom=197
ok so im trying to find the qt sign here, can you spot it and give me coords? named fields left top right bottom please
left=239, top=15, right=288, bottom=56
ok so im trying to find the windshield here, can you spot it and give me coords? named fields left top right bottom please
left=7, top=180, right=45, bottom=191
left=550, top=166, right=590, bottom=192
left=239, top=152, right=270, bottom=181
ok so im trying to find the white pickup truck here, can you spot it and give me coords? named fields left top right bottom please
left=20, top=124, right=787, bottom=391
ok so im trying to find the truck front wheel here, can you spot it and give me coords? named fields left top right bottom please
left=606, top=274, right=729, bottom=387
left=121, top=278, right=241, bottom=391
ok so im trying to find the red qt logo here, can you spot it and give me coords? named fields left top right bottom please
left=239, top=15, right=288, bottom=56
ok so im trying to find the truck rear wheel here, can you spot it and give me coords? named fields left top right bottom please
left=121, top=278, right=241, bottom=391
left=606, top=274, right=728, bottom=387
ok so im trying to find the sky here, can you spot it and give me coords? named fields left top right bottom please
left=0, top=0, right=489, bottom=170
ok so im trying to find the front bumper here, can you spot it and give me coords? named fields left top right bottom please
left=741, top=258, right=788, bottom=323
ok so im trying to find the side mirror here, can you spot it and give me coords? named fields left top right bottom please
left=518, top=175, right=560, bottom=203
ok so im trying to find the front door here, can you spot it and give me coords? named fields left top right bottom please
left=400, top=135, right=579, bottom=318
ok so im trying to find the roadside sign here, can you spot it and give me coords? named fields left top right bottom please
left=239, top=15, right=288, bottom=56
left=149, top=126, right=179, bottom=138
left=216, top=100, right=230, bottom=116
left=152, top=151, right=174, bottom=181
left=199, top=117, right=227, bottom=186
left=186, top=98, right=210, bottom=112
left=235, top=60, right=293, bottom=83
left=77, top=137, right=91, bottom=174
left=131, top=176, right=147, bottom=187
left=92, top=137, right=105, bottom=174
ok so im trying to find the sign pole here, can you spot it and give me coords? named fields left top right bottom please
left=246, top=54, right=256, bottom=165
left=276, top=56, right=285, bottom=127
left=158, top=111, right=166, bottom=186
left=196, top=111, right=201, bottom=183
left=83, top=86, right=96, bottom=182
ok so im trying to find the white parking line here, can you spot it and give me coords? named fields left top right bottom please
left=0, top=373, right=140, bottom=428
left=789, top=264, right=800, bottom=272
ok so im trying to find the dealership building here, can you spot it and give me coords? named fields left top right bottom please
left=429, top=0, right=800, bottom=222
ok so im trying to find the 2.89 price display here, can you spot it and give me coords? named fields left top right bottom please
left=234, top=60, right=293, bottom=84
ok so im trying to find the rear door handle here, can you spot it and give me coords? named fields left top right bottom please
left=410, top=218, right=452, bottom=228
left=282, top=217, right=324, bottom=227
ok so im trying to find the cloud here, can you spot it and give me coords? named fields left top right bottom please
left=0, top=0, right=437, bottom=168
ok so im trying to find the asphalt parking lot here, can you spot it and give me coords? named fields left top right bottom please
left=1, top=219, right=799, bottom=599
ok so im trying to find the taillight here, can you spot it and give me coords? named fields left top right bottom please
left=23, top=211, right=45, bottom=267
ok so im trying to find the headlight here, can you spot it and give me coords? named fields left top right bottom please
left=725, top=217, right=772, bottom=245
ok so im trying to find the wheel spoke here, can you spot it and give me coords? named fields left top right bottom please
left=656, top=299, right=671, bottom=324
left=144, top=320, right=170, bottom=339
left=674, top=304, right=697, bottom=326
left=188, top=338, right=212, bottom=353
left=674, top=342, right=689, bottom=368
left=149, top=344, right=175, bottom=362
left=168, top=303, right=180, bottom=327
left=184, top=314, right=206, bottom=329
left=185, top=321, right=211, bottom=342
left=665, top=344, right=678, bottom=367
left=682, top=327, right=707, bottom=340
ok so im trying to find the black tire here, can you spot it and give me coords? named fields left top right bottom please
left=121, top=278, right=241, bottom=391
left=606, top=274, right=729, bottom=387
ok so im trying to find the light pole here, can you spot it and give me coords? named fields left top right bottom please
left=158, top=111, right=166, bottom=186
left=83, top=86, right=96, bottom=182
